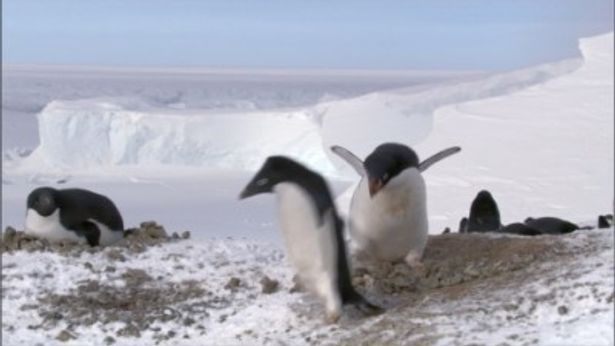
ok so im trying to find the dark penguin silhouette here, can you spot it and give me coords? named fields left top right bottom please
left=523, top=217, right=580, bottom=235
left=467, top=190, right=502, bottom=232
left=239, top=156, right=382, bottom=323
left=458, top=217, right=469, bottom=233
left=499, top=222, right=542, bottom=236
left=598, top=214, right=613, bottom=228
left=25, top=187, right=124, bottom=246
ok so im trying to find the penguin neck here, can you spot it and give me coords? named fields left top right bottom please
left=275, top=177, right=335, bottom=226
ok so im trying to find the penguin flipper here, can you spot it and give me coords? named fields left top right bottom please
left=418, top=146, right=461, bottom=172
left=330, top=145, right=366, bottom=177
left=70, top=221, right=101, bottom=247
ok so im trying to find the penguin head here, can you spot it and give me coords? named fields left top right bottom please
left=363, top=143, right=419, bottom=197
left=239, top=156, right=307, bottom=199
left=27, top=187, right=58, bottom=217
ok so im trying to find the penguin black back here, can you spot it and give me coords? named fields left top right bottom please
left=467, top=190, right=501, bottom=232
left=524, top=217, right=579, bottom=235
left=27, top=187, right=124, bottom=231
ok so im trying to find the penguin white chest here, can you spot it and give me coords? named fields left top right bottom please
left=25, top=209, right=85, bottom=243
left=349, top=168, right=428, bottom=261
left=274, top=183, right=338, bottom=293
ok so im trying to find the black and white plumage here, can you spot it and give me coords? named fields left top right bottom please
left=239, top=156, right=382, bottom=323
left=25, top=187, right=124, bottom=246
left=331, top=143, right=461, bottom=269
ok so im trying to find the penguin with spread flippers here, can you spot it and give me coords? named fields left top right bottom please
left=331, top=143, right=461, bottom=269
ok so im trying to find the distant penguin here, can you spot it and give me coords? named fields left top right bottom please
left=239, top=156, right=382, bottom=323
left=25, top=187, right=124, bottom=246
left=331, top=143, right=461, bottom=269
left=466, top=190, right=502, bottom=232
left=499, top=222, right=542, bottom=236
left=458, top=217, right=469, bottom=233
left=523, top=217, right=579, bottom=235
left=598, top=214, right=613, bottom=228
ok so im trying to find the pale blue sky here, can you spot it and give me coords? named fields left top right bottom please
left=2, top=0, right=613, bottom=70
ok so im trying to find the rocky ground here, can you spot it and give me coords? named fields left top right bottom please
left=1, top=223, right=613, bottom=346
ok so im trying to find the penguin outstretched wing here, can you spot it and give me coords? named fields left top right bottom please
left=331, top=144, right=461, bottom=175
left=418, top=146, right=461, bottom=172
left=330, top=145, right=367, bottom=177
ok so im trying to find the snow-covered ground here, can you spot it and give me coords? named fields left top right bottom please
left=2, top=32, right=613, bottom=345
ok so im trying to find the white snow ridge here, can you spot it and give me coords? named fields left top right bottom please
left=24, top=39, right=580, bottom=178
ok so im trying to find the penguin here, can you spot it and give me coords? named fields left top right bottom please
left=499, top=222, right=542, bottom=236
left=523, top=217, right=581, bottom=235
left=25, top=187, right=124, bottom=246
left=598, top=214, right=613, bottom=228
left=331, top=143, right=461, bottom=269
left=466, top=190, right=502, bottom=232
left=239, top=156, right=382, bottom=323
left=458, top=217, right=469, bottom=233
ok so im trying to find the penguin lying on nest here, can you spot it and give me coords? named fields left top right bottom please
left=25, top=187, right=124, bottom=246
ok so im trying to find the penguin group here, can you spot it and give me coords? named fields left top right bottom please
left=457, top=189, right=611, bottom=235
left=239, top=143, right=461, bottom=321
left=21, top=140, right=613, bottom=323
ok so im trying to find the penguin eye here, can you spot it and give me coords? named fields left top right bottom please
left=256, top=178, right=269, bottom=186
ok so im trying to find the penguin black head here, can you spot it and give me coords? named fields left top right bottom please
left=239, top=156, right=307, bottom=199
left=239, top=156, right=334, bottom=225
left=27, top=187, right=58, bottom=217
left=363, top=143, right=419, bottom=197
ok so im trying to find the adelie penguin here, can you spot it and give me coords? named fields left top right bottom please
left=25, top=187, right=125, bottom=246
left=461, top=190, right=502, bottom=233
left=331, top=143, right=461, bottom=269
left=239, top=156, right=383, bottom=323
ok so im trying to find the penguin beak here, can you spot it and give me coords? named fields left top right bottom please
left=239, top=184, right=261, bottom=200
left=239, top=175, right=270, bottom=200
left=368, top=178, right=383, bottom=197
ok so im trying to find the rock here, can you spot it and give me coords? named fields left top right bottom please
left=181, top=231, right=191, bottom=239
left=106, top=249, right=127, bottom=262
left=121, top=269, right=153, bottom=287
left=260, top=276, right=280, bottom=294
left=55, top=330, right=76, bottom=342
left=104, top=336, right=116, bottom=345
left=117, top=323, right=141, bottom=338
left=3, top=226, right=17, bottom=243
left=558, top=305, right=569, bottom=315
left=225, top=277, right=241, bottom=291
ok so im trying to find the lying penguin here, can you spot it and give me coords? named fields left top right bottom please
left=523, top=217, right=583, bottom=235
left=239, top=156, right=382, bottom=323
left=25, top=187, right=124, bottom=246
left=331, top=143, right=460, bottom=269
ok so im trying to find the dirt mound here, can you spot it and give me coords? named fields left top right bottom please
left=0, top=221, right=190, bottom=255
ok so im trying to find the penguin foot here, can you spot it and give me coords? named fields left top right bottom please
left=325, top=310, right=341, bottom=324
left=404, top=254, right=425, bottom=275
